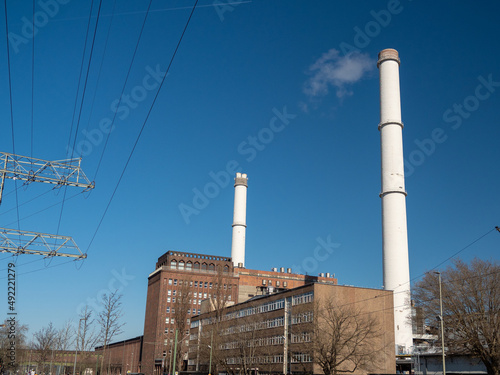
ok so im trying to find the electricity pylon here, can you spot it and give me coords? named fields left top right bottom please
left=0, top=152, right=94, bottom=258
left=0, top=228, right=86, bottom=258
left=0, top=152, right=95, bottom=204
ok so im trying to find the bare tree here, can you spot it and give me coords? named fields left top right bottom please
left=0, top=319, right=28, bottom=372
left=96, top=291, right=125, bottom=375
left=312, top=297, right=385, bottom=375
left=78, top=305, right=99, bottom=352
left=52, top=320, right=75, bottom=375
left=33, top=322, right=58, bottom=374
left=75, top=306, right=99, bottom=375
left=197, top=268, right=236, bottom=375
left=55, top=320, right=75, bottom=351
left=172, top=278, right=192, bottom=372
left=413, top=258, right=500, bottom=375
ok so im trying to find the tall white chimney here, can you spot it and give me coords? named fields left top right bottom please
left=231, top=172, right=248, bottom=267
left=378, top=49, right=412, bottom=353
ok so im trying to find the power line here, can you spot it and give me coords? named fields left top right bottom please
left=0, top=188, right=53, bottom=217
left=92, top=0, right=154, bottom=181
left=3, top=1, right=21, bottom=235
left=1, top=192, right=82, bottom=228
left=31, top=0, right=35, bottom=159
left=64, top=0, right=97, bottom=160
left=56, top=0, right=102, bottom=238
left=86, top=0, right=199, bottom=254
left=81, top=0, right=118, bottom=146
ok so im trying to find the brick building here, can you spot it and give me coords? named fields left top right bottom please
left=188, top=283, right=395, bottom=375
left=95, top=336, right=143, bottom=375
left=141, top=251, right=338, bottom=375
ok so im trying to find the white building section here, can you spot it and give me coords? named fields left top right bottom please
left=231, top=173, right=248, bottom=267
left=378, top=49, right=413, bottom=353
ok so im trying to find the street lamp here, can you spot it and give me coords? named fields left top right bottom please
left=208, top=331, right=213, bottom=375
left=73, top=317, right=87, bottom=375
left=434, top=271, right=446, bottom=375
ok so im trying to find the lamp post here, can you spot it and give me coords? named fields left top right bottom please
left=73, top=317, right=86, bottom=375
left=208, top=331, right=213, bottom=375
left=172, top=330, right=178, bottom=375
left=435, top=271, right=446, bottom=375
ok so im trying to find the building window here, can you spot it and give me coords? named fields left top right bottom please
left=165, top=317, right=169, bottom=324
left=262, top=280, right=267, bottom=285
left=194, top=262, right=200, bottom=269
left=186, top=262, right=192, bottom=270
left=168, top=278, right=172, bottom=285
left=190, top=281, right=193, bottom=287
left=291, top=353, right=311, bottom=363
left=167, top=297, right=171, bottom=303
left=203, top=293, right=207, bottom=299
left=167, top=290, right=171, bottom=296
left=194, top=281, right=198, bottom=287
left=209, top=282, right=213, bottom=289
left=292, top=292, right=314, bottom=306
left=204, top=282, right=208, bottom=288
left=178, top=261, right=185, bottom=270
left=198, top=309, right=201, bottom=314
left=208, top=263, right=215, bottom=271
left=174, top=279, right=178, bottom=286
left=171, top=318, right=175, bottom=324
left=172, top=297, right=176, bottom=303
left=283, top=281, right=287, bottom=287
left=201, top=263, right=207, bottom=270
left=276, top=281, right=280, bottom=287
left=170, top=260, right=177, bottom=269
left=166, top=307, right=170, bottom=313
left=193, top=299, right=197, bottom=305
left=173, top=290, right=177, bottom=296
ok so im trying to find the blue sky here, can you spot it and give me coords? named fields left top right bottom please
left=0, top=0, right=499, bottom=343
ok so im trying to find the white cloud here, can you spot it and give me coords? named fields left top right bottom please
left=304, top=49, right=374, bottom=99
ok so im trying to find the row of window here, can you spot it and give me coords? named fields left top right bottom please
left=168, top=290, right=208, bottom=299
left=292, top=292, right=313, bottom=306
left=224, top=299, right=285, bottom=321
left=291, top=332, right=312, bottom=343
left=164, top=329, right=190, bottom=336
left=219, top=335, right=284, bottom=350
left=291, top=353, right=312, bottom=363
left=227, top=355, right=283, bottom=365
left=221, top=316, right=285, bottom=335
left=291, top=311, right=313, bottom=325
left=170, top=260, right=230, bottom=273
left=166, top=297, right=205, bottom=305
left=168, top=306, right=201, bottom=315
left=167, top=279, right=234, bottom=290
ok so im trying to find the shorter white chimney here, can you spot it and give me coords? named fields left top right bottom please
left=231, top=173, right=248, bottom=267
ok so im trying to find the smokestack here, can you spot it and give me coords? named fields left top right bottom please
left=378, top=49, right=412, bottom=352
left=231, top=173, right=248, bottom=267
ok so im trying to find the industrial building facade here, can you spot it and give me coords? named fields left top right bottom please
left=188, top=283, right=395, bottom=375
left=141, top=251, right=337, bottom=375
